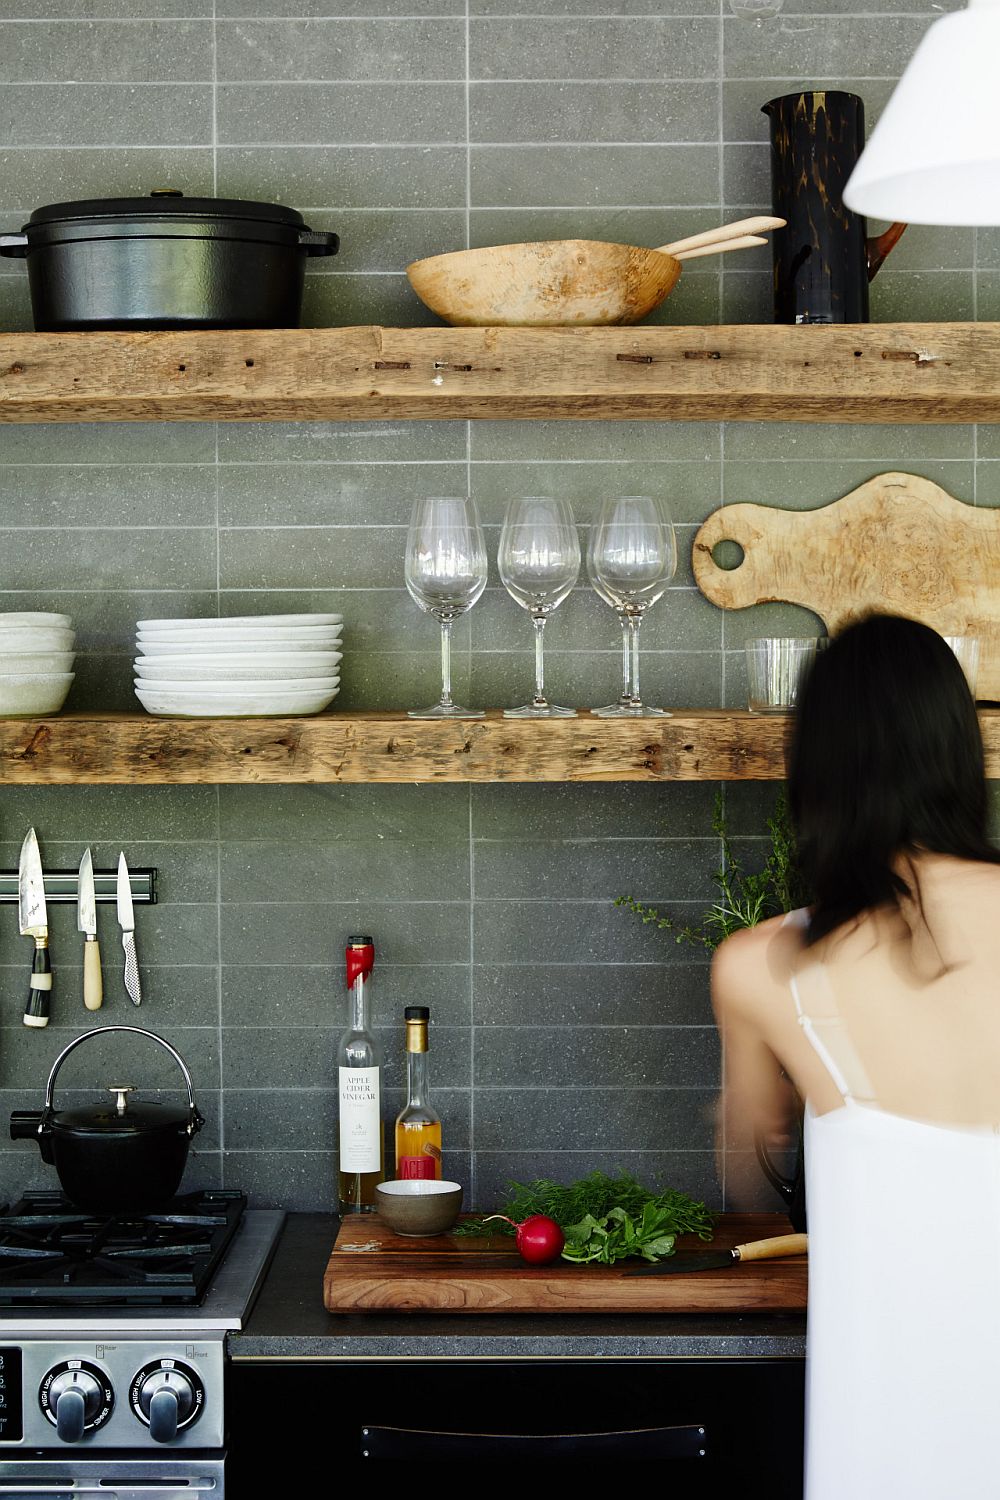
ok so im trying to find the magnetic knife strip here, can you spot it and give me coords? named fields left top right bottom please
left=0, top=869, right=156, bottom=904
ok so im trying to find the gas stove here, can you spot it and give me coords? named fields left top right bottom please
left=0, top=1187, right=284, bottom=1496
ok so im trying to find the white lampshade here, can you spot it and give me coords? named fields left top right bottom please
left=843, top=0, right=1000, bottom=225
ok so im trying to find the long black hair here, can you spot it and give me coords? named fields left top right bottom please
left=788, top=613, right=1000, bottom=944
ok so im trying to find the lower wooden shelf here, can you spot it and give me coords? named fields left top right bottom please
left=0, top=709, right=793, bottom=784
left=4, top=709, right=997, bottom=784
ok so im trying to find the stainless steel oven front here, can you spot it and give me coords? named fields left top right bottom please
left=0, top=1335, right=226, bottom=1497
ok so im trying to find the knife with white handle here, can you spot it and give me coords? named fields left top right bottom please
left=77, top=847, right=102, bottom=1012
left=117, top=851, right=142, bottom=1007
left=19, top=828, right=51, bottom=1028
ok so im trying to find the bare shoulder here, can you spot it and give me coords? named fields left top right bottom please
left=711, top=912, right=802, bottom=1021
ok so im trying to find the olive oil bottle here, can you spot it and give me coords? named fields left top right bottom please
left=394, top=1006, right=442, bottom=1180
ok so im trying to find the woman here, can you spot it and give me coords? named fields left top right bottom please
left=712, top=614, right=1000, bottom=1498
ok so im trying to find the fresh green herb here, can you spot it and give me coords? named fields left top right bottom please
left=455, top=1170, right=713, bottom=1243
left=561, top=1203, right=679, bottom=1266
left=616, top=790, right=809, bottom=952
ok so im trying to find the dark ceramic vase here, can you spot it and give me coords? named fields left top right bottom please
left=762, top=90, right=906, bottom=324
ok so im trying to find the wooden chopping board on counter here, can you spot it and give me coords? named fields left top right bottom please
left=692, top=472, right=1000, bottom=698
left=323, top=1211, right=806, bottom=1314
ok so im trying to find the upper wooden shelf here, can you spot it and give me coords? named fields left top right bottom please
left=1, top=710, right=791, bottom=784
left=2, top=709, right=999, bottom=784
left=1, top=323, right=998, bottom=424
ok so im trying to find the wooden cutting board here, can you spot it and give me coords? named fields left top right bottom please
left=323, top=1212, right=806, bottom=1315
left=692, top=472, right=1000, bottom=698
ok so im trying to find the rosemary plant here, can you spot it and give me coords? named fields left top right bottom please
left=616, top=790, right=809, bottom=951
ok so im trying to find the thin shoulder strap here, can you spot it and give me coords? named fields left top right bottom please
left=783, top=911, right=876, bottom=1105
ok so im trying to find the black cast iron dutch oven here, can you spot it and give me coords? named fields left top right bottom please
left=10, top=1026, right=205, bottom=1215
left=0, top=189, right=339, bottom=331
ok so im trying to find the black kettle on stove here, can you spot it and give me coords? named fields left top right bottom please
left=10, top=1026, right=204, bottom=1214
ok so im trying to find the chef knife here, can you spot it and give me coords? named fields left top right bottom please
left=77, top=847, right=102, bottom=1012
left=117, top=851, right=142, bottom=1007
left=624, top=1232, right=808, bottom=1275
left=19, top=828, right=51, bottom=1029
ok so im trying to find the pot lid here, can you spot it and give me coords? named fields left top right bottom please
left=24, top=190, right=307, bottom=228
left=51, top=1086, right=190, bottom=1137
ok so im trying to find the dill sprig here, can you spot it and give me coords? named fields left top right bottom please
left=455, top=1170, right=714, bottom=1242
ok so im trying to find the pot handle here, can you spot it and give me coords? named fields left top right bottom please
left=42, top=1026, right=203, bottom=1136
left=298, top=228, right=339, bottom=257
left=0, top=234, right=28, bottom=258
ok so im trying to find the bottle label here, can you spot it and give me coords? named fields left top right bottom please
left=398, top=1156, right=436, bottom=1180
left=339, top=1067, right=381, bottom=1172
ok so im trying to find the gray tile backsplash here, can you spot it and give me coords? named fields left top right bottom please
left=0, top=1, right=982, bottom=1217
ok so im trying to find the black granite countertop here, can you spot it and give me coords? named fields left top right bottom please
left=230, top=1214, right=807, bottom=1361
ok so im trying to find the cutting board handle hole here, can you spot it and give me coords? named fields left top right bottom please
left=711, top=539, right=745, bottom=571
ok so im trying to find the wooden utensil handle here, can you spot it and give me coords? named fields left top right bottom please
left=674, top=235, right=767, bottom=262
left=658, top=216, right=786, bottom=256
left=735, top=1233, right=808, bottom=1261
left=24, top=939, right=51, bottom=1028
left=83, top=936, right=103, bottom=1011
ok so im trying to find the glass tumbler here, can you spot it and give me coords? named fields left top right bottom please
left=745, top=637, right=820, bottom=712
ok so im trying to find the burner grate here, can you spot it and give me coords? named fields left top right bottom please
left=0, top=1189, right=247, bottom=1306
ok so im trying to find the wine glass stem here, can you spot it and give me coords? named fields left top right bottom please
left=618, top=613, right=632, bottom=704
left=532, top=612, right=548, bottom=704
left=439, top=617, right=454, bottom=707
left=628, top=615, right=642, bottom=703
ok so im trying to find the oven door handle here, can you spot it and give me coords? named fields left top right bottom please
left=0, top=1487, right=218, bottom=1497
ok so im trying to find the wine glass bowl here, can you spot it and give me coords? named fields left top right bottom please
left=587, top=495, right=677, bottom=717
left=404, top=496, right=488, bottom=718
left=498, top=496, right=581, bottom=718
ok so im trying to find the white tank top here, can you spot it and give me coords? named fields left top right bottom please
left=786, top=911, right=1000, bottom=1498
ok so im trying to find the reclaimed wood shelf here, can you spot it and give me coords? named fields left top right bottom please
left=2, top=323, right=999, bottom=424
left=0, top=709, right=795, bottom=784
left=4, top=709, right=1000, bottom=784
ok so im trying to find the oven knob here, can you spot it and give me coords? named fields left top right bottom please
left=39, top=1361, right=114, bottom=1443
left=130, top=1360, right=204, bottom=1443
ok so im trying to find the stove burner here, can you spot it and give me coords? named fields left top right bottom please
left=0, top=1190, right=246, bottom=1306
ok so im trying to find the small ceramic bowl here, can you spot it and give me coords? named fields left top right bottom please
left=375, top=1180, right=463, bottom=1237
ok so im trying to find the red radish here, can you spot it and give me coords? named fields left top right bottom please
left=485, top=1213, right=565, bottom=1265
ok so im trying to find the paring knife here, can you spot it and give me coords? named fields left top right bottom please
left=624, top=1232, right=808, bottom=1276
left=19, top=828, right=51, bottom=1029
left=117, top=851, right=142, bottom=1007
left=77, top=847, right=102, bottom=1012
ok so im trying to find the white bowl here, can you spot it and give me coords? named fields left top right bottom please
left=136, top=675, right=340, bottom=693
left=135, top=685, right=340, bottom=718
left=0, top=628, right=75, bottom=652
left=0, top=612, right=73, bottom=629
left=137, top=628, right=343, bottom=649
left=137, top=613, right=343, bottom=632
left=0, top=652, right=76, bottom=674
left=0, top=672, right=74, bottom=715
left=133, top=652, right=343, bottom=681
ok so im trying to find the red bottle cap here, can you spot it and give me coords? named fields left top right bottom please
left=345, top=937, right=374, bottom=989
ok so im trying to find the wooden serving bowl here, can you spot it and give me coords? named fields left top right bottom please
left=406, top=238, right=684, bottom=327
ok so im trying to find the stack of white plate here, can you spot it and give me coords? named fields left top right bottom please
left=0, top=612, right=76, bottom=715
left=133, top=614, right=343, bottom=717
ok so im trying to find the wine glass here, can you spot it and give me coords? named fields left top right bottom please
left=404, top=495, right=488, bottom=718
left=498, top=496, right=581, bottom=718
left=587, top=495, right=677, bottom=717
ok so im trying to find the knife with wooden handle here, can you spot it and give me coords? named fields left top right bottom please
left=624, top=1232, right=808, bottom=1275
left=77, top=847, right=102, bottom=1011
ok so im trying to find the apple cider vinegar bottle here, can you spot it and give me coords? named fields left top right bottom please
left=337, top=935, right=384, bottom=1213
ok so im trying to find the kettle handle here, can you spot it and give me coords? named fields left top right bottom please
left=867, top=221, right=907, bottom=281
left=42, top=1026, right=201, bottom=1132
